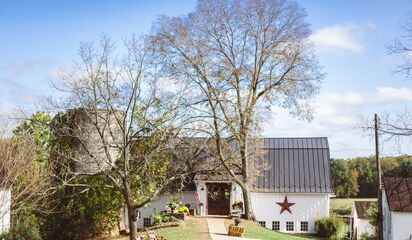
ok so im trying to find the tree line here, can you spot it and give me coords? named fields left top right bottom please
left=331, top=155, right=412, bottom=198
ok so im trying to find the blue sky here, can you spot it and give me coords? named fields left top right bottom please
left=1, top=0, right=412, bottom=158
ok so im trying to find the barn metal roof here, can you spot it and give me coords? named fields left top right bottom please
left=250, top=137, right=334, bottom=193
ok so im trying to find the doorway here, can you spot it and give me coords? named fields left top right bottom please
left=206, top=182, right=231, bottom=215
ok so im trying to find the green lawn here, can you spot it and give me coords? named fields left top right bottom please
left=148, top=217, right=210, bottom=240
left=115, top=217, right=321, bottom=240
left=224, top=219, right=321, bottom=240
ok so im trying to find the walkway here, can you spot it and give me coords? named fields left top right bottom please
left=206, top=218, right=258, bottom=240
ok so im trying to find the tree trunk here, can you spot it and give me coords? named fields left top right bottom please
left=123, top=175, right=138, bottom=240
left=240, top=182, right=255, bottom=220
left=239, top=135, right=255, bottom=220
left=126, top=202, right=138, bottom=240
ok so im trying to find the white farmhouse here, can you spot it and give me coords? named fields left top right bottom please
left=350, top=200, right=376, bottom=239
left=136, top=137, right=333, bottom=234
left=382, top=177, right=412, bottom=240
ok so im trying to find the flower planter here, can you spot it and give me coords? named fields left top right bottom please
left=228, top=225, right=245, bottom=237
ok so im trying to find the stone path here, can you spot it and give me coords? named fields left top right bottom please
left=206, top=218, right=258, bottom=240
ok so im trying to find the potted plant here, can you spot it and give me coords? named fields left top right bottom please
left=232, top=200, right=243, bottom=210
left=166, top=197, right=180, bottom=213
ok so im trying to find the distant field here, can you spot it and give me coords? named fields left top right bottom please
left=330, top=198, right=377, bottom=212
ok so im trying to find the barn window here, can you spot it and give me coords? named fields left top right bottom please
left=258, top=221, right=266, bottom=228
left=300, top=221, right=308, bottom=231
left=272, top=221, right=280, bottom=231
left=286, top=221, right=294, bottom=231
left=143, top=218, right=151, bottom=227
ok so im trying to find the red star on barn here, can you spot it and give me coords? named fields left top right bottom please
left=276, top=196, right=295, bottom=214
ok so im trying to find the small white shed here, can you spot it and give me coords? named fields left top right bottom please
left=350, top=200, right=375, bottom=239
left=382, top=177, right=412, bottom=240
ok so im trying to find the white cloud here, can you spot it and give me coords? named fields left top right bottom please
left=310, top=23, right=364, bottom=54
left=2, top=59, right=51, bottom=77
left=262, top=86, right=412, bottom=158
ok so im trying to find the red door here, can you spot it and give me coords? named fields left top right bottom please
left=206, top=183, right=231, bottom=215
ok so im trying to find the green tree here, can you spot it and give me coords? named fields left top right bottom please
left=331, top=159, right=359, bottom=197
left=41, top=176, right=123, bottom=240
left=350, top=157, right=377, bottom=198
left=13, top=111, right=52, bottom=164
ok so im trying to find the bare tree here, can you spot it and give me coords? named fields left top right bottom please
left=0, top=133, right=54, bottom=222
left=388, top=15, right=412, bottom=80
left=50, top=35, right=192, bottom=239
left=151, top=0, right=323, bottom=220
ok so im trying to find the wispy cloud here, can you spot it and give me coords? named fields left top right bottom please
left=310, top=23, right=365, bottom=54
left=2, top=59, right=50, bottom=77
left=262, top=86, right=412, bottom=158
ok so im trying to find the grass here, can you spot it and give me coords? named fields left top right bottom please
left=224, top=219, right=321, bottom=240
left=147, top=217, right=210, bottom=240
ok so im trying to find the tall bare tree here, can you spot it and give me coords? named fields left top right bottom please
left=388, top=15, right=412, bottom=80
left=151, top=0, right=323, bottom=219
left=0, top=129, right=53, bottom=222
left=50, top=35, right=191, bottom=239
left=377, top=15, right=412, bottom=142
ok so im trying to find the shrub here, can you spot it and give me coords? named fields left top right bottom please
left=153, top=209, right=163, bottom=225
left=177, top=206, right=190, bottom=214
left=0, top=214, right=42, bottom=240
left=166, top=198, right=180, bottom=212
left=316, top=215, right=345, bottom=239
left=331, top=207, right=352, bottom=216
left=40, top=176, right=123, bottom=240
left=360, top=233, right=375, bottom=240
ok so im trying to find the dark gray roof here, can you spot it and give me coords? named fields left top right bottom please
left=251, top=137, right=333, bottom=193
left=354, top=201, right=376, bottom=219
left=383, top=177, right=412, bottom=212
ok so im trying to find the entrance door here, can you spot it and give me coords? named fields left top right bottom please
left=206, top=183, right=231, bottom=215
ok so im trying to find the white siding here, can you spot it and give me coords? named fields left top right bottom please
left=391, top=212, right=412, bottom=240
left=0, top=189, right=11, bottom=234
left=356, top=219, right=374, bottom=239
left=383, top=192, right=392, bottom=240
left=196, top=183, right=207, bottom=215
left=250, top=192, right=330, bottom=233
left=383, top=190, right=412, bottom=240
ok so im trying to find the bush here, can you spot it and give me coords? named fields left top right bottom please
left=0, top=214, right=42, bottom=240
left=316, top=215, right=345, bottom=239
left=40, top=176, right=122, bottom=240
left=331, top=207, right=352, bottom=216
left=166, top=198, right=180, bottom=213
left=360, top=233, right=375, bottom=240
left=177, top=206, right=189, bottom=214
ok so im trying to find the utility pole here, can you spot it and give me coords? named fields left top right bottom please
left=375, top=113, right=384, bottom=240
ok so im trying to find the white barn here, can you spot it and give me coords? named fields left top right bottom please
left=350, top=200, right=375, bottom=239
left=382, top=177, right=412, bottom=240
left=136, top=137, right=333, bottom=234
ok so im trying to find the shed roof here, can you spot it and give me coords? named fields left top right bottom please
left=354, top=201, right=376, bottom=219
left=383, top=177, right=412, bottom=212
